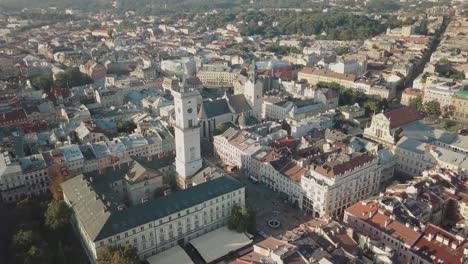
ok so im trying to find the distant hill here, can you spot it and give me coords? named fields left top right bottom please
left=0, top=0, right=322, bottom=14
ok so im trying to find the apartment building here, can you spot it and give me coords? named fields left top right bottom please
left=62, top=175, right=245, bottom=263
left=301, top=152, right=381, bottom=218
left=344, top=200, right=468, bottom=264
left=298, top=68, right=356, bottom=88
left=344, top=201, right=422, bottom=263
left=197, top=64, right=236, bottom=88
left=452, top=90, right=468, bottom=123
left=0, top=153, right=50, bottom=202
left=262, top=97, right=294, bottom=121
left=423, top=80, right=462, bottom=108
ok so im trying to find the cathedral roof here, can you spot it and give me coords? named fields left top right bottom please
left=383, top=106, right=424, bottom=129
left=198, top=99, right=231, bottom=119
left=228, top=94, right=252, bottom=114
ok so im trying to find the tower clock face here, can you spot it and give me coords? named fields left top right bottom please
left=187, top=108, right=193, bottom=113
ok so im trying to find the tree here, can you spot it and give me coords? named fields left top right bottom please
left=116, top=121, right=137, bottom=135
left=50, top=173, right=65, bottom=200
left=14, top=199, right=45, bottom=230
left=363, top=101, right=378, bottom=114
left=97, top=245, right=140, bottom=264
left=441, top=105, right=455, bottom=117
left=409, top=96, right=424, bottom=111
left=30, top=73, right=53, bottom=92
left=335, top=46, right=350, bottom=56
left=228, top=205, right=256, bottom=233
left=317, top=81, right=341, bottom=91
left=54, top=68, right=93, bottom=88
left=12, top=229, right=50, bottom=264
left=45, top=200, right=72, bottom=231
left=214, top=123, right=229, bottom=135
left=424, top=100, right=441, bottom=117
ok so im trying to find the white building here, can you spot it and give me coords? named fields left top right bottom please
left=328, top=58, right=367, bottom=76
left=197, top=64, right=236, bottom=88
left=262, top=97, right=294, bottom=121
left=62, top=175, right=245, bottom=263
left=423, top=80, right=463, bottom=108
left=0, top=153, right=50, bottom=202
left=301, top=152, right=381, bottom=218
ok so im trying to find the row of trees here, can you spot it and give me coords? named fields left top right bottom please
left=265, top=44, right=302, bottom=55
left=408, top=96, right=442, bottom=117
left=30, top=68, right=93, bottom=92
left=317, top=81, right=389, bottom=115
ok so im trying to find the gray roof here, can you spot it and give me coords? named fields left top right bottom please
left=95, top=176, right=243, bottom=241
left=62, top=171, right=244, bottom=242
left=199, top=99, right=231, bottom=119
left=228, top=95, right=252, bottom=114
left=61, top=174, right=111, bottom=242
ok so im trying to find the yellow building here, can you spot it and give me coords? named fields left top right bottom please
left=297, top=67, right=356, bottom=88
left=452, top=90, right=468, bottom=123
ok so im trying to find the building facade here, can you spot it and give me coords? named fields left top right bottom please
left=301, top=153, right=381, bottom=218
left=62, top=175, right=245, bottom=263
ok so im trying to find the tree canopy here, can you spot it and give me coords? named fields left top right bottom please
left=228, top=205, right=256, bottom=233
left=54, top=68, right=93, bottom=88
left=424, top=100, right=441, bottom=117
left=97, top=245, right=140, bottom=264
left=117, top=121, right=137, bottom=135
left=12, top=229, right=51, bottom=264
left=409, top=96, right=424, bottom=112
left=45, top=200, right=72, bottom=231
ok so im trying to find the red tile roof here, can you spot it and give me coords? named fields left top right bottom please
left=280, top=162, right=307, bottom=183
left=299, top=67, right=356, bottom=82
left=0, top=109, right=27, bottom=126
left=412, top=224, right=466, bottom=264
left=312, top=153, right=375, bottom=178
left=345, top=201, right=421, bottom=246
left=383, top=106, right=424, bottom=129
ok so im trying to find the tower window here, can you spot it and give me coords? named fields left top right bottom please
left=189, top=119, right=193, bottom=128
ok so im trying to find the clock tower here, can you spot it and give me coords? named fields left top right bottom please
left=172, top=80, right=203, bottom=186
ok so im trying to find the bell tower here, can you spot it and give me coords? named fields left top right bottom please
left=244, top=59, right=263, bottom=119
left=172, top=80, right=203, bottom=187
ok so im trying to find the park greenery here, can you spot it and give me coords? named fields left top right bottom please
left=317, top=81, right=389, bottom=115
left=30, top=68, right=93, bottom=92
left=97, top=245, right=140, bottom=264
left=266, top=44, right=302, bottom=56
left=228, top=205, right=256, bottom=233
left=195, top=10, right=388, bottom=40
left=409, top=96, right=442, bottom=117
left=117, top=121, right=137, bottom=136
left=0, top=198, right=83, bottom=264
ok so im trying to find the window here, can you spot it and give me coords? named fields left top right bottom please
left=188, top=119, right=193, bottom=128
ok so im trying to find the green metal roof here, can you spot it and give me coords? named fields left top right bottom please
left=454, top=90, right=468, bottom=99
left=95, top=176, right=244, bottom=241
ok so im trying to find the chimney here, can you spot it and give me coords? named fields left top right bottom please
left=426, top=233, right=434, bottom=241
left=384, top=219, right=392, bottom=228
left=442, top=238, right=449, bottom=246
left=450, top=242, right=457, bottom=250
